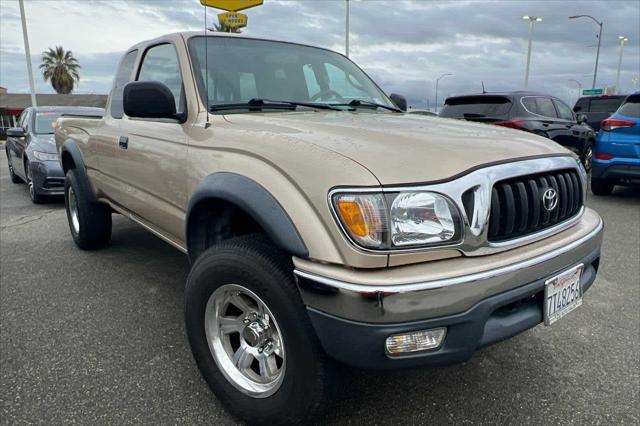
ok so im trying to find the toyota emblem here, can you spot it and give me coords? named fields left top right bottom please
left=542, top=188, right=559, bottom=212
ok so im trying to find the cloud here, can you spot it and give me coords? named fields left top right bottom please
left=1, top=0, right=638, bottom=107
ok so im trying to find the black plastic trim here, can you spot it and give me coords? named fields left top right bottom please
left=59, top=140, right=96, bottom=202
left=186, top=172, right=308, bottom=261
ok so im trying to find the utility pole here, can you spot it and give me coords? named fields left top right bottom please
left=615, top=36, right=628, bottom=94
left=19, top=0, right=37, bottom=107
left=345, top=0, right=350, bottom=57
left=522, top=16, right=542, bottom=90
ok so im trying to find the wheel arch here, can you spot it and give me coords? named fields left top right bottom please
left=60, top=139, right=96, bottom=202
left=186, top=172, right=308, bottom=263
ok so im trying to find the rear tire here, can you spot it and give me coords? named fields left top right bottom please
left=185, top=236, right=335, bottom=425
left=64, top=169, right=112, bottom=249
left=591, top=177, right=614, bottom=196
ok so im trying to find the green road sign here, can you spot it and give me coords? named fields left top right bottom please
left=582, top=89, right=603, bottom=96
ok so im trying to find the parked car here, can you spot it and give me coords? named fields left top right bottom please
left=55, top=32, right=603, bottom=424
left=440, top=92, right=596, bottom=171
left=408, top=109, right=437, bottom=116
left=5, top=106, right=103, bottom=203
left=591, top=92, right=640, bottom=195
left=573, top=94, right=626, bottom=132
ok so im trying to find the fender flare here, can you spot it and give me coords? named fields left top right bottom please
left=186, top=172, right=308, bottom=260
left=60, top=139, right=95, bottom=201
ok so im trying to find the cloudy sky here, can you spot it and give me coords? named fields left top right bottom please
left=1, top=0, right=638, bottom=108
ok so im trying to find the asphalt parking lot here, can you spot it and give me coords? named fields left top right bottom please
left=0, top=161, right=638, bottom=425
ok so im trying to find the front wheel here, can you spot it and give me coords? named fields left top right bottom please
left=581, top=141, right=593, bottom=173
left=591, top=177, right=614, bottom=196
left=25, top=160, right=45, bottom=204
left=6, top=151, right=23, bottom=184
left=185, top=236, right=335, bottom=425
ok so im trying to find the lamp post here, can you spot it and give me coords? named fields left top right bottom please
left=569, top=15, right=603, bottom=89
left=569, top=79, right=582, bottom=102
left=18, top=0, right=37, bottom=107
left=435, top=73, right=452, bottom=114
left=345, top=0, right=350, bottom=57
left=615, top=36, right=628, bottom=94
left=522, top=15, right=542, bottom=90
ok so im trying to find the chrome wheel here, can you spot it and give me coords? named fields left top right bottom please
left=205, top=284, right=285, bottom=398
left=583, top=145, right=593, bottom=173
left=67, top=185, right=80, bottom=234
left=26, top=162, right=35, bottom=198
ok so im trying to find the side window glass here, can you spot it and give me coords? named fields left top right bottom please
left=324, top=63, right=368, bottom=100
left=535, top=97, right=558, bottom=118
left=553, top=99, right=574, bottom=121
left=110, top=50, right=138, bottom=119
left=137, top=44, right=185, bottom=115
left=521, top=97, right=537, bottom=114
left=303, top=64, right=321, bottom=99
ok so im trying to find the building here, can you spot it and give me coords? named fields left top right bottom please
left=0, top=91, right=108, bottom=136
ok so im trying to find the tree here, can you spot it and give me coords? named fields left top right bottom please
left=212, top=22, right=243, bottom=33
left=39, top=46, right=80, bottom=94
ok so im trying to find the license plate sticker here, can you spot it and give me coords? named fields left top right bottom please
left=544, top=264, right=583, bottom=326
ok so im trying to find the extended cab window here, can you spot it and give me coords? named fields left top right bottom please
left=137, top=43, right=185, bottom=115
left=111, top=50, right=138, bottom=119
left=553, top=99, right=574, bottom=121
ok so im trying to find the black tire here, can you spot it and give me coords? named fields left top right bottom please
left=591, top=177, right=614, bottom=196
left=185, top=236, right=335, bottom=425
left=64, top=168, right=112, bottom=249
left=25, top=160, right=46, bottom=204
left=581, top=141, right=593, bottom=174
left=6, top=151, right=23, bottom=184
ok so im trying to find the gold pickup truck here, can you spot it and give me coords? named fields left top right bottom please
left=55, top=32, right=604, bottom=424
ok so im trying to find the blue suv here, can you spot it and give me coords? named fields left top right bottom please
left=591, top=92, right=640, bottom=195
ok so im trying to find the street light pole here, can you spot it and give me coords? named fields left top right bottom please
left=522, top=16, right=542, bottom=90
left=615, top=36, right=628, bottom=94
left=435, top=73, right=452, bottom=114
left=18, top=0, right=37, bottom=107
left=345, top=0, right=350, bottom=57
left=569, top=15, right=603, bottom=89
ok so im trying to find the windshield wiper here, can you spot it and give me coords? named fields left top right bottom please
left=339, top=99, right=402, bottom=112
left=209, top=98, right=342, bottom=112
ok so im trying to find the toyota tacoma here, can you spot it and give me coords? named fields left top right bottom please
left=55, top=32, right=604, bottom=424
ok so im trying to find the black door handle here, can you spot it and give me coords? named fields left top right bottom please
left=118, top=136, right=128, bottom=149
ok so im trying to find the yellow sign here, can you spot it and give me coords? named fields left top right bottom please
left=218, top=11, right=248, bottom=28
left=200, top=0, right=263, bottom=12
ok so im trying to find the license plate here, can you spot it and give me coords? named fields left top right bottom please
left=544, top=264, right=583, bottom=326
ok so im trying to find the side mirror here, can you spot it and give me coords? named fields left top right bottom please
left=123, top=81, right=177, bottom=120
left=6, top=127, right=25, bottom=138
left=389, top=93, right=407, bottom=111
left=576, top=113, right=588, bottom=124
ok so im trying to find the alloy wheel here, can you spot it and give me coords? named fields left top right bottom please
left=67, top=185, right=80, bottom=234
left=204, top=284, right=286, bottom=398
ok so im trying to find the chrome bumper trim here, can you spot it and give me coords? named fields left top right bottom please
left=294, top=217, right=603, bottom=294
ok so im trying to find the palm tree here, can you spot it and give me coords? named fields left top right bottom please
left=39, top=46, right=80, bottom=94
left=212, top=22, right=242, bottom=33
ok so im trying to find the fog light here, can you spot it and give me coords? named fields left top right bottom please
left=385, top=328, right=446, bottom=356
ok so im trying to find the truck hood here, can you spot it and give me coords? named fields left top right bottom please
left=224, top=111, right=569, bottom=185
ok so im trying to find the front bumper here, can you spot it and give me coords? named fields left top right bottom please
left=294, top=208, right=603, bottom=369
left=30, top=159, right=65, bottom=195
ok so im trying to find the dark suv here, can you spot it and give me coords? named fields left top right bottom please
left=573, top=95, right=626, bottom=132
left=440, top=92, right=596, bottom=170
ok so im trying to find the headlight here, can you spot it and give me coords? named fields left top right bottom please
left=33, top=151, right=58, bottom=161
left=332, top=191, right=462, bottom=250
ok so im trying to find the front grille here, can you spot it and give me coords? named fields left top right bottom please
left=488, top=169, right=582, bottom=242
left=43, top=178, right=64, bottom=189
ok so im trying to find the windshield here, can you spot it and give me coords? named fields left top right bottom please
left=34, top=111, right=62, bottom=134
left=188, top=36, right=393, bottom=111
